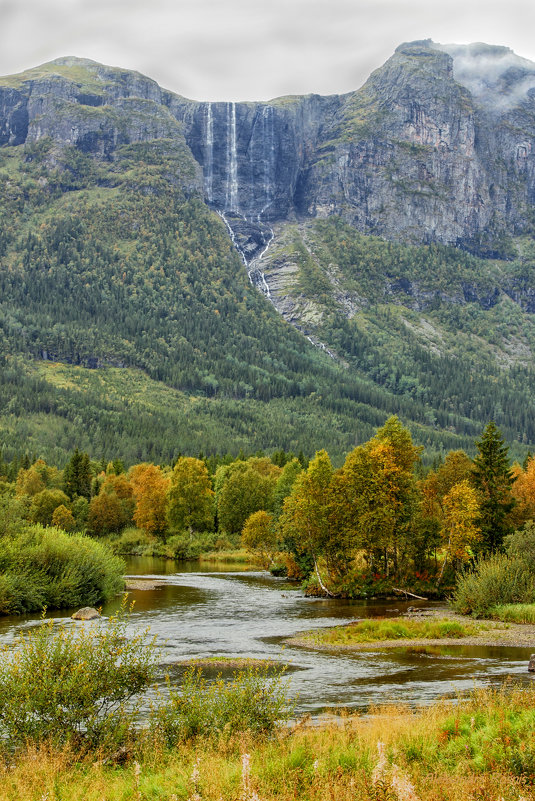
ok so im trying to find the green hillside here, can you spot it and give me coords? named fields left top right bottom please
left=0, top=132, right=533, bottom=465
left=259, top=218, right=535, bottom=449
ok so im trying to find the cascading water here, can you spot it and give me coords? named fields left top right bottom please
left=226, top=101, right=239, bottom=213
left=204, top=103, right=214, bottom=203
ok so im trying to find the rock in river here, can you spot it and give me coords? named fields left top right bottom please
left=71, top=607, right=101, bottom=621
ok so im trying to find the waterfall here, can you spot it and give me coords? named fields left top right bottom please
left=204, top=103, right=214, bottom=203
left=263, top=106, right=275, bottom=212
left=226, top=101, right=238, bottom=212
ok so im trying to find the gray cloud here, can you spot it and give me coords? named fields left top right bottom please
left=1, top=0, right=535, bottom=100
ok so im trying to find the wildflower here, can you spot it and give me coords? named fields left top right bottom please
left=390, top=765, right=420, bottom=801
left=313, top=759, right=319, bottom=772
left=372, top=741, right=387, bottom=784
left=241, top=752, right=251, bottom=800
left=189, top=759, right=202, bottom=801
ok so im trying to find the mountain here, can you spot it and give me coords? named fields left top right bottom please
left=1, top=42, right=535, bottom=464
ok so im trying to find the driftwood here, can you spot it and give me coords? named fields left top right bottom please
left=392, top=587, right=428, bottom=600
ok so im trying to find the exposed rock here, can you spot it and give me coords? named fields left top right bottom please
left=2, top=41, right=535, bottom=255
left=529, top=653, right=535, bottom=672
left=71, top=607, right=100, bottom=620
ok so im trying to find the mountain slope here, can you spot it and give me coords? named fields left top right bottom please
left=1, top=46, right=535, bottom=463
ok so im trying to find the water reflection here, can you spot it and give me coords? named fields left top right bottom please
left=0, top=557, right=533, bottom=716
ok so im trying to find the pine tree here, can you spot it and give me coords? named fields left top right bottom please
left=471, top=422, right=515, bottom=553
left=63, top=448, right=92, bottom=500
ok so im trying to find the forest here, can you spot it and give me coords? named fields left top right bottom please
left=1, top=137, right=535, bottom=468
left=2, top=416, right=534, bottom=615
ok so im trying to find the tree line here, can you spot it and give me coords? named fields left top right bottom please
left=1, top=418, right=527, bottom=597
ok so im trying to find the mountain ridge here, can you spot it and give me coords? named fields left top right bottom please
left=1, top=43, right=535, bottom=463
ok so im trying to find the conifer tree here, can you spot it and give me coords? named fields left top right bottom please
left=471, top=422, right=515, bottom=553
left=63, top=448, right=92, bottom=500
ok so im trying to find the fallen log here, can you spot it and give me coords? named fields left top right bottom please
left=392, top=587, right=428, bottom=601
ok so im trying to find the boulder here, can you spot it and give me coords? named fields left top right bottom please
left=528, top=654, right=535, bottom=672
left=71, top=607, right=100, bottom=621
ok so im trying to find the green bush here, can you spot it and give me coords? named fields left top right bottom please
left=0, top=524, right=125, bottom=614
left=452, top=553, right=535, bottom=616
left=151, top=665, right=293, bottom=744
left=0, top=605, right=157, bottom=749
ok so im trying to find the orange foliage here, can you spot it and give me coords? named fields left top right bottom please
left=129, top=463, right=170, bottom=536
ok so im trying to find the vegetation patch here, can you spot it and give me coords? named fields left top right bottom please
left=0, top=525, right=124, bottom=615
left=489, top=603, right=535, bottom=624
left=176, top=657, right=282, bottom=670
left=296, top=617, right=479, bottom=647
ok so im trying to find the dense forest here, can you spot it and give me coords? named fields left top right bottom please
left=2, top=418, right=534, bottom=612
left=1, top=136, right=534, bottom=465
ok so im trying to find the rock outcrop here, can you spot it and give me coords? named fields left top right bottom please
left=2, top=41, right=535, bottom=256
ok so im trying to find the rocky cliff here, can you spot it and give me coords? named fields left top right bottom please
left=1, top=41, right=535, bottom=258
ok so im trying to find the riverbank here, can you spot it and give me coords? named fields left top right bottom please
left=3, top=682, right=535, bottom=801
left=286, top=607, right=535, bottom=651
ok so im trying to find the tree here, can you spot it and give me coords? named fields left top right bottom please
left=241, top=510, right=277, bottom=565
left=87, top=492, right=125, bottom=536
left=51, top=504, right=76, bottom=532
left=334, top=418, right=422, bottom=578
left=333, top=440, right=402, bottom=574
left=63, top=448, right=92, bottom=500
left=272, top=458, right=303, bottom=520
left=216, top=458, right=280, bottom=535
left=129, top=463, right=170, bottom=538
left=279, top=450, right=335, bottom=593
left=16, top=459, right=62, bottom=497
left=167, top=457, right=214, bottom=534
left=471, top=422, right=515, bottom=553
left=29, top=489, right=71, bottom=527
left=438, top=479, right=480, bottom=583
left=510, top=457, right=535, bottom=528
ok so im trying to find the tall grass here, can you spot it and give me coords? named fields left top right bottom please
left=2, top=684, right=535, bottom=800
left=489, top=603, right=535, bottom=624
left=0, top=524, right=124, bottom=614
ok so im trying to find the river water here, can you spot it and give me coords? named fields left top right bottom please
left=0, top=557, right=533, bottom=716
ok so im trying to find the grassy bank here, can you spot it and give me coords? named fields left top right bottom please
left=292, top=617, right=480, bottom=648
left=3, top=684, right=535, bottom=800
left=489, top=603, right=535, bottom=624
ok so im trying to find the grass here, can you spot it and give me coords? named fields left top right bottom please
left=199, top=549, right=258, bottom=565
left=3, top=684, right=535, bottom=800
left=300, top=617, right=480, bottom=646
left=489, top=603, right=535, bottom=624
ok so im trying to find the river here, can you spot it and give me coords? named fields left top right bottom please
left=0, top=557, right=532, bottom=717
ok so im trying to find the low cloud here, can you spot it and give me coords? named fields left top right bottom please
left=437, top=43, right=535, bottom=111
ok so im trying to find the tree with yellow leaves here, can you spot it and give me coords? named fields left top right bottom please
left=167, top=457, right=214, bottom=534
left=280, top=450, right=336, bottom=594
left=129, top=463, right=171, bottom=539
left=241, top=510, right=277, bottom=566
left=438, top=479, right=480, bottom=584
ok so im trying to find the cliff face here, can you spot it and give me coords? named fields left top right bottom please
left=2, top=42, right=535, bottom=256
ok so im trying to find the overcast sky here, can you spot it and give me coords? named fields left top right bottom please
left=1, top=0, right=535, bottom=101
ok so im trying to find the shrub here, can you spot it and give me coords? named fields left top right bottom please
left=151, top=665, right=293, bottom=744
left=0, top=604, right=158, bottom=749
left=452, top=553, right=535, bottom=616
left=0, top=525, right=125, bottom=614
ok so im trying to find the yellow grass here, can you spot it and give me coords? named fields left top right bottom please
left=2, top=686, right=535, bottom=800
